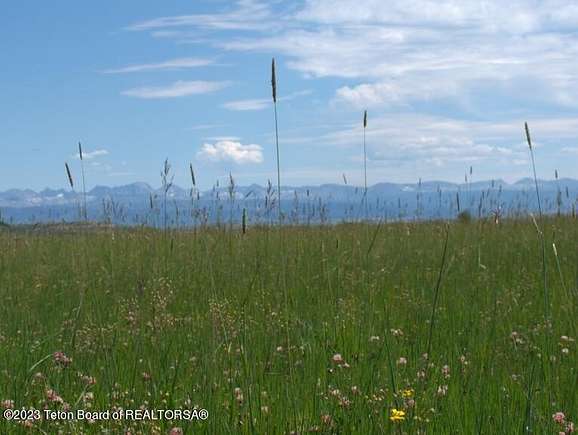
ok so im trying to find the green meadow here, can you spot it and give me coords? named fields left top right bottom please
left=0, top=217, right=576, bottom=434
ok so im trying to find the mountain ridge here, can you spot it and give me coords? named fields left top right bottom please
left=1, top=178, right=578, bottom=209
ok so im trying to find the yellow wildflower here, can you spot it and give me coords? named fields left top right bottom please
left=390, top=408, right=406, bottom=422
left=402, top=389, right=414, bottom=398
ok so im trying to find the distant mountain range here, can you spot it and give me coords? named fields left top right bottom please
left=1, top=178, right=577, bottom=225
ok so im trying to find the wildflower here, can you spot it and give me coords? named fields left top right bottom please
left=169, top=428, right=183, bottom=435
left=390, top=408, right=406, bottom=422
left=46, top=389, right=64, bottom=404
left=397, top=357, right=408, bottom=366
left=329, top=388, right=340, bottom=397
left=260, top=405, right=269, bottom=415
left=510, top=331, right=524, bottom=345
left=53, top=351, right=72, bottom=367
left=332, top=354, right=343, bottom=364
left=562, top=348, right=569, bottom=355
left=402, top=389, right=414, bottom=398
left=369, top=336, right=380, bottom=342
left=81, top=375, right=97, bottom=385
left=1, top=400, right=14, bottom=409
left=437, top=385, right=448, bottom=397
left=234, top=387, right=244, bottom=404
left=441, top=365, right=450, bottom=378
left=141, top=372, right=152, bottom=381
left=553, top=412, right=566, bottom=424
left=20, top=420, right=34, bottom=429
left=321, top=414, right=332, bottom=425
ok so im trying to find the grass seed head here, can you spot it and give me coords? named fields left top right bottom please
left=271, top=58, right=277, bottom=103
left=65, top=163, right=74, bottom=189
left=190, top=163, right=196, bottom=186
left=525, top=122, right=532, bottom=149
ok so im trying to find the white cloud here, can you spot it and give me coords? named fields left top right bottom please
left=125, top=1, right=578, bottom=110
left=197, top=140, right=264, bottom=164
left=561, top=146, right=578, bottom=155
left=74, top=149, right=109, bottom=160
left=223, top=90, right=312, bottom=111
left=121, top=80, right=230, bottom=99
left=313, top=113, right=578, bottom=166
left=121, top=0, right=578, bottom=181
left=223, top=98, right=270, bottom=111
left=296, top=1, right=545, bottom=33
left=127, top=0, right=274, bottom=32
left=103, top=57, right=213, bottom=74
left=200, top=1, right=578, bottom=109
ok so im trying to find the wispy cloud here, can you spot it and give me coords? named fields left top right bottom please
left=127, top=0, right=274, bottom=32
left=561, top=146, right=578, bottom=155
left=124, top=1, right=578, bottom=110
left=223, top=98, right=270, bottom=111
left=121, top=80, right=230, bottom=99
left=73, top=149, right=109, bottom=160
left=187, top=123, right=224, bottom=131
left=197, top=140, right=263, bottom=164
left=103, top=57, right=213, bottom=74
left=207, top=1, right=578, bottom=110
left=315, top=114, right=578, bottom=167
left=115, top=0, right=578, bottom=183
left=223, top=90, right=312, bottom=111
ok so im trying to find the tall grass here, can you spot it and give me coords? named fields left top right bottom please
left=0, top=218, right=575, bottom=434
left=271, top=58, right=281, bottom=224
left=362, top=110, right=368, bottom=194
left=524, top=122, right=549, bottom=320
left=78, top=142, right=88, bottom=221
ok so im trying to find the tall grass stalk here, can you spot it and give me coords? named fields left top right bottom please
left=64, top=162, right=80, bottom=219
left=78, top=142, right=88, bottom=221
left=271, top=58, right=281, bottom=225
left=425, top=225, right=450, bottom=357
left=161, top=159, right=173, bottom=233
left=363, top=110, right=368, bottom=219
left=525, top=122, right=549, bottom=320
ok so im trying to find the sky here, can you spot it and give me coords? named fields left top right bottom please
left=1, top=0, right=578, bottom=191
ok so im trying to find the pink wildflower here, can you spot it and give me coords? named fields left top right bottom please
left=53, top=351, right=72, bottom=367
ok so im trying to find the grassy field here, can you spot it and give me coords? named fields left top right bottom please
left=0, top=217, right=576, bottom=434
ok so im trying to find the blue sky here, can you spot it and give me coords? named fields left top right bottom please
left=1, top=0, right=578, bottom=191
